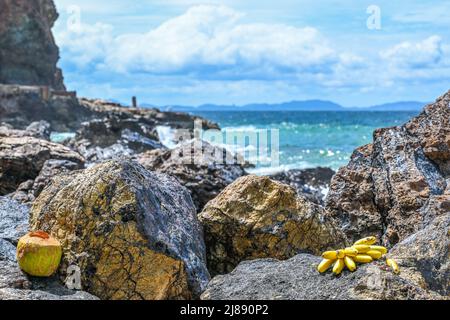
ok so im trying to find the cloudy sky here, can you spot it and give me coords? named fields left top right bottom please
left=53, top=0, right=450, bottom=107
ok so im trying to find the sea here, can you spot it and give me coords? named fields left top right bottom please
left=175, top=111, right=420, bottom=174
left=51, top=110, right=420, bottom=175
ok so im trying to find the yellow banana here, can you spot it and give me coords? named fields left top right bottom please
left=333, top=259, right=345, bottom=275
left=353, top=236, right=377, bottom=246
left=344, top=256, right=357, bottom=272
left=366, top=250, right=383, bottom=260
left=353, top=255, right=373, bottom=263
left=352, top=245, right=370, bottom=253
left=343, top=247, right=358, bottom=257
left=369, top=246, right=388, bottom=254
left=337, top=250, right=345, bottom=259
left=317, top=259, right=335, bottom=273
left=386, top=259, right=400, bottom=274
left=322, top=251, right=338, bottom=260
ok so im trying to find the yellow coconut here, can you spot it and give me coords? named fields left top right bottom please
left=17, top=231, right=62, bottom=277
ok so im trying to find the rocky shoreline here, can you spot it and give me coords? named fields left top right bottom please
left=0, top=0, right=448, bottom=300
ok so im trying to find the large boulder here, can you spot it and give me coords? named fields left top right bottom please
left=201, top=254, right=443, bottom=300
left=270, top=167, right=335, bottom=205
left=198, top=175, right=347, bottom=276
left=0, top=121, right=51, bottom=140
left=137, top=139, right=247, bottom=211
left=0, top=136, right=84, bottom=195
left=326, top=91, right=450, bottom=246
left=0, top=0, right=65, bottom=89
left=30, top=160, right=210, bottom=300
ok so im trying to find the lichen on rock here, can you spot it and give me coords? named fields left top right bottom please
left=30, top=160, right=210, bottom=300
left=199, top=175, right=347, bottom=276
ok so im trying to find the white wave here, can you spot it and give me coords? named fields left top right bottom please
left=246, top=162, right=315, bottom=176
left=156, top=126, right=177, bottom=149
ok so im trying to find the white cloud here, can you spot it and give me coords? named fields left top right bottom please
left=380, top=36, right=444, bottom=69
left=56, top=5, right=338, bottom=77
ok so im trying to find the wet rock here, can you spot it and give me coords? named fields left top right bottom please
left=270, top=167, right=335, bottom=205
left=137, top=139, right=247, bottom=211
left=198, top=175, right=347, bottom=276
left=201, top=254, right=443, bottom=300
left=71, top=117, right=164, bottom=164
left=31, top=160, right=210, bottom=300
left=326, top=91, right=450, bottom=246
left=0, top=196, right=29, bottom=243
left=0, top=0, right=65, bottom=89
left=0, top=136, right=84, bottom=195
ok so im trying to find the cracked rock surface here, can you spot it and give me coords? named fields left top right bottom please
left=325, top=91, right=450, bottom=246
left=198, top=175, right=347, bottom=276
left=30, top=160, right=210, bottom=300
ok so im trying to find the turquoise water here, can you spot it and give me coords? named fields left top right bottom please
left=190, top=111, right=420, bottom=173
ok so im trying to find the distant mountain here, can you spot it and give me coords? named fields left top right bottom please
left=144, top=100, right=427, bottom=112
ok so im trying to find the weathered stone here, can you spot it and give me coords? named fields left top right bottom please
left=31, top=160, right=210, bottom=300
left=388, top=214, right=449, bottom=296
left=0, top=196, right=29, bottom=243
left=0, top=136, right=84, bottom=195
left=201, top=254, right=443, bottom=300
left=326, top=91, right=450, bottom=246
left=199, top=175, right=347, bottom=276
left=0, top=0, right=65, bottom=89
left=270, top=167, right=335, bottom=205
left=137, top=139, right=247, bottom=211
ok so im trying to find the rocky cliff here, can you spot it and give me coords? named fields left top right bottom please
left=0, top=0, right=65, bottom=89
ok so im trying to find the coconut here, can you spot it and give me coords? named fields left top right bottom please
left=17, top=231, right=62, bottom=277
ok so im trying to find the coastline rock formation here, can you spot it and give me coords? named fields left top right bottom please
left=201, top=254, right=442, bottom=300
left=31, top=160, right=210, bottom=300
left=137, top=139, right=247, bottom=211
left=325, top=91, right=450, bottom=246
left=270, top=167, right=335, bottom=205
left=0, top=0, right=65, bottom=90
left=199, top=175, right=347, bottom=275
left=0, top=135, right=84, bottom=195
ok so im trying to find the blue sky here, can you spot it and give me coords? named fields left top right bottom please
left=53, top=0, right=450, bottom=107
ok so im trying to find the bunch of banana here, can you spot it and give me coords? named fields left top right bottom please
left=317, top=236, right=400, bottom=275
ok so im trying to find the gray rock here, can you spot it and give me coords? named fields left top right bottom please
left=0, top=196, right=29, bottom=243
left=0, top=239, right=16, bottom=262
left=25, top=121, right=52, bottom=140
left=201, top=254, right=443, bottom=300
left=389, top=214, right=449, bottom=296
